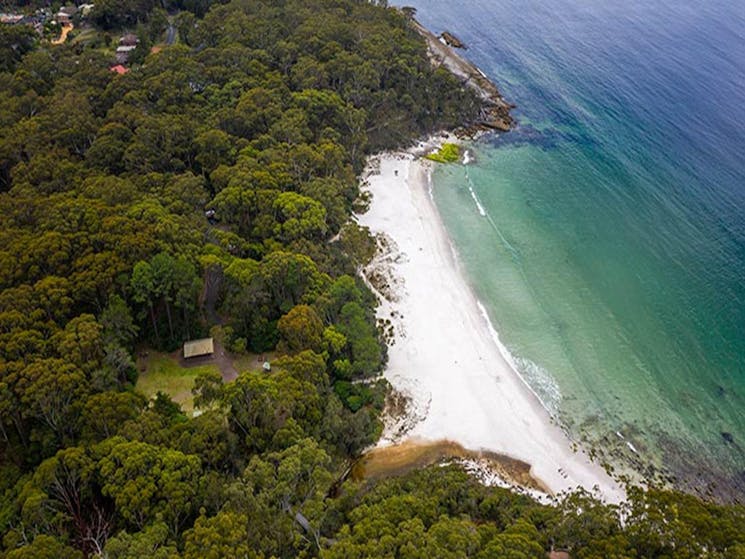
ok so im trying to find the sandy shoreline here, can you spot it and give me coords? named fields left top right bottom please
left=357, top=147, right=625, bottom=502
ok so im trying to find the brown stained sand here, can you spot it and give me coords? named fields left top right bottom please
left=354, top=439, right=551, bottom=494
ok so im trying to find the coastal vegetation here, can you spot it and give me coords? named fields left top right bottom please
left=0, top=0, right=743, bottom=557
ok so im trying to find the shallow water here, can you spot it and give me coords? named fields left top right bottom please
left=399, top=0, right=745, bottom=500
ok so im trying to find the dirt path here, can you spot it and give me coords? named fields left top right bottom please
left=52, top=23, right=73, bottom=45
left=212, top=340, right=239, bottom=382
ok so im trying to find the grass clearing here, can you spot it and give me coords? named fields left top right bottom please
left=232, top=351, right=277, bottom=374
left=136, top=352, right=220, bottom=414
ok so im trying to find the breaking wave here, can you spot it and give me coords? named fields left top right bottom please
left=476, top=300, right=563, bottom=416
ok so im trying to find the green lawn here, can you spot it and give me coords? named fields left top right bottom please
left=135, top=353, right=220, bottom=414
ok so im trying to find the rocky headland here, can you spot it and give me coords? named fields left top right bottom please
left=407, top=16, right=515, bottom=132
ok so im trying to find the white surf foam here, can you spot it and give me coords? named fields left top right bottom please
left=476, top=299, right=562, bottom=417
left=426, top=167, right=434, bottom=202
left=468, top=185, right=487, bottom=217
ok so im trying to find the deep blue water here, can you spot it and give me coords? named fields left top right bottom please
left=396, top=0, right=745, bottom=499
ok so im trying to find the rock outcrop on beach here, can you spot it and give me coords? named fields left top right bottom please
left=409, top=17, right=514, bottom=132
left=440, top=31, right=466, bottom=49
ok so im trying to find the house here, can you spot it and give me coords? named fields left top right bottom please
left=0, top=13, right=24, bottom=24
left=183, top=338, right=214, bottom=359
left=115, top=34, right=139, bottom=63
left=109, top=64, right=129, bottom=75
left=119, top=33, right=138, bottom=46
left=55, top=6, right=77, bottom=25
left=78, top=3, right=95, bottom=17
left=115, top=45, right=137, bottom=64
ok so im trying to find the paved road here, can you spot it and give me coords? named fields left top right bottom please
left=166, top=23, right=176, bottom=45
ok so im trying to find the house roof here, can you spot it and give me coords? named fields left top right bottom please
left=110, top=64, right=129, bottom=75
left=183, top=338, right=214, bottom=358
left=1, top=13, right=24, bottom=24
left=119, top=33, right=138, bottom=46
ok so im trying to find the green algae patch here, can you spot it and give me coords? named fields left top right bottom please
left=425, top=143, right=461, bottom=163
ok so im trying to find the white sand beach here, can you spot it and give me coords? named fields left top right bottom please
left=357, top=148, right=625, bottom=502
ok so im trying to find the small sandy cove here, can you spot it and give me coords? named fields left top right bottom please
left=357, top=145, right=624, bottom=503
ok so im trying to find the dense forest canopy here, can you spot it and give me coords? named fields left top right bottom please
left=0, top=0, right=744, bottom=557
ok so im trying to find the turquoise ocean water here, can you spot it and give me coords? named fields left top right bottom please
left=399, top=0, right=745, bottom=500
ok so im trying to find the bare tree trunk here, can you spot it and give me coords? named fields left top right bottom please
left=164, top=299, right=174, bottom=340
left=149, top=302, right=160, bottom=341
